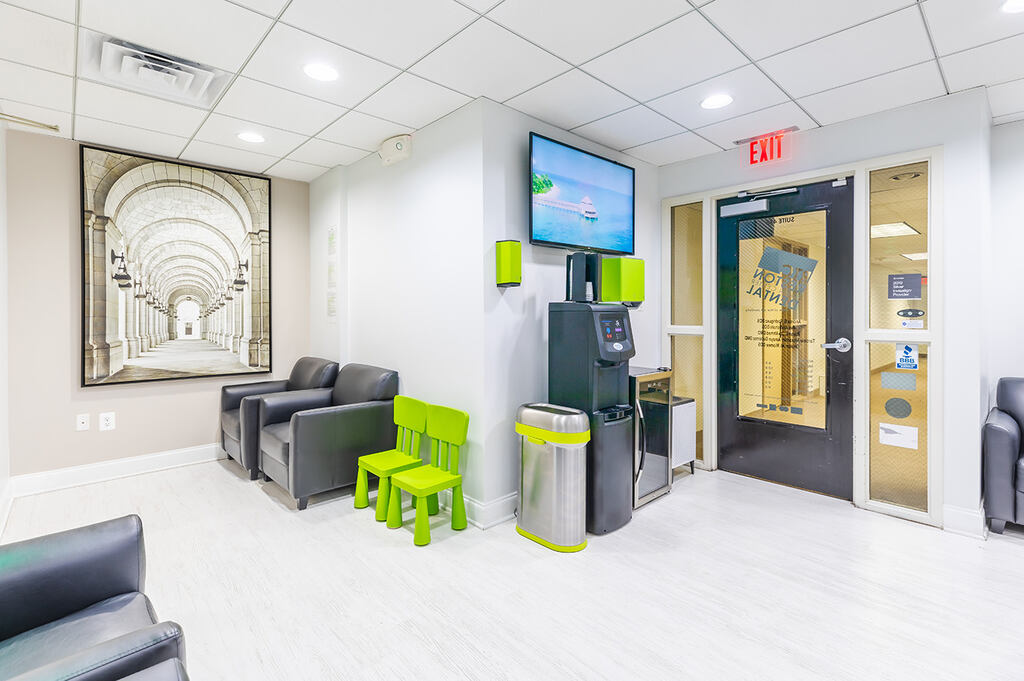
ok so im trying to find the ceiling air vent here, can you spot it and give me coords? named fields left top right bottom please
left=78, top=30, right=231, bottom=108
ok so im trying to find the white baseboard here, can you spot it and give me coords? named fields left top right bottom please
left=943, top=503, right=986, bottom=538
left=465, top=490, right=517, bottom=530
left=0, top=480, right=13, bottom=538
left=10, top=444, right=226, bottom=499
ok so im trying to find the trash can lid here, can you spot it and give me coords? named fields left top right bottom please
left=515, top=403, right=590, bottom=441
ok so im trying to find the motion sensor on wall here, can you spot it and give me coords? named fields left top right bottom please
left=379, top=134, right=412, bottom=166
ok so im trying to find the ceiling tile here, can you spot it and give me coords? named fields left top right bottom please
left=488, top=0, right=690, bottom=65
left=758, top=7, right=933, bottom=98
left=358, top=73, right=471, bottom=128
left=505, top=69, right=635, bottom=130
left=75, top=115, right=189, bottom=157
left=0, top=100, right=72, bottom=137
left=289, top=138, right=369, bottom=166
left=282, top=0, right=475, bottom=69
left=987, top=77, right=1024, bottom=117
left=623, top=131, right=719, bottom=166
left=582, top=12, right=748, bottom=102
left=266, top=159, right=330, bottom=182
left=318, top=111, right=412, bottom=151
left=703, top=0, right=911, bottom=61
left=215, top=77, right=346, bottom=135
left=194, top=113, right=308, bottom=157
left=2, top=0, right=76, bottom=22
left=410, top=18, right=570, bottom=101
left=694, top=101, right=817, bottom=148
left=994, top=111, right=1024, bottom=126
left=230, top=0, right=290, bottom=16
left=75, top=80, right=207, bottom=137
left=797, top=62, right=945, bottom=126
left=922, top=0, right=1024, bottom=56
left=940, top=34, right=1024, bottom=91
left=180, top=140, right=278, bottom=174
left=80, top=0, right=271, bottom=73
left=647, top=64, right=788, bottom=129
left=243, top=23, right=399, bottom=108
left=0, top=60, right=73, bottom=112
left=571, top=105, right=683, bottom=150
left=0, top=3, right=75, bottom=74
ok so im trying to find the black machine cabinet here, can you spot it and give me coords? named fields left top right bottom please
left=549, top=302, right=635, bottom=534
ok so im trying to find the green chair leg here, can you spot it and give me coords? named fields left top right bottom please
left=451, top=485, right=467, bottom=531
left=427, top=492, right=439, bottom=516
left=387, top=483, right=403, bottom=529
left=414, top=496, right=431, bottom=546
left=375, top=476, right=391, bottom=522
left=354, top=467, right=369, bottom=509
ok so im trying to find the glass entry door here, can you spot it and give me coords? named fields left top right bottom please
left=717, top=178, right=854, bottom=499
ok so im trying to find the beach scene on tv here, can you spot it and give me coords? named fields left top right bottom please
left=531, top=135, right=634, bottom=254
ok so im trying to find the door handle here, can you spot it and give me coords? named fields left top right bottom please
left=820, top=337, right=852, bottom=353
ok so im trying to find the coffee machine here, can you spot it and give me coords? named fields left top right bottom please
left=548, top=301, right=635, bottom=534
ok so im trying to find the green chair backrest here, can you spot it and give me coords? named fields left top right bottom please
left=394, top=395, right=428, bottom=457
left=426, top=404, right=470, bottom=475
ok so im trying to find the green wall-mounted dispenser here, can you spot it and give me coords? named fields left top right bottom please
left=496, top=240, right=522, bottom=288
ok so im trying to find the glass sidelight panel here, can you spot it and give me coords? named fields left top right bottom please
left=671, top=202, right=703, bottom=326
left=869, top=342, right=929, bottom=511
left=869, top=162, right=929, bottom=330
left=736, top=211, right=828, bottom=429
left=670, top=334, right=703, bottom=461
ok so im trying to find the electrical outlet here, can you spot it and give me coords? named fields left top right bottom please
left=76, top=414, right=90, bottom=431
left=99, top=412, right=116, bottom=431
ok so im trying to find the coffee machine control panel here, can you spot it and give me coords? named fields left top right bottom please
left=594, top=311, right=635, bottom=362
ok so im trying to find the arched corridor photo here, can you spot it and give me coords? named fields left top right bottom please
left=80, top=147, right=271, bottom=385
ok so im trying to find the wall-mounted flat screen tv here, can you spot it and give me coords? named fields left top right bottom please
left=530, top=132, right=635, bottom=255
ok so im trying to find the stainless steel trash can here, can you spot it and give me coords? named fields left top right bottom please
left=515, top=403, right=591, bottom=552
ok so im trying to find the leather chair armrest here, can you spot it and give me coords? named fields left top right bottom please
left=221, top=379, right=289, bottom=412
left=289, top=400, right=397, bottom=500
left=0, top=515, right=145, bottom=641
left=258, top=388, right=333, bottom=429
left=983, top=407, right=1021, bottom=524
left=116, top=659, right=189, bottom=681
left=9, top=621, right=185, bottom=681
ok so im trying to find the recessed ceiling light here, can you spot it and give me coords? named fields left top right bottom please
left=870, top=222, right=920, bottom=238
left=701, top=93, right=733, bottom=110
left=237, top=131, right=265, bottom=144
left=1003, top=0, right=1024, bottom=13
left=901, top=252, right=929, bottom=261
left=303, top=62, right=339, bottom=82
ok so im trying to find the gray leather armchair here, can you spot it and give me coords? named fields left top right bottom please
left=220, top=356, right=339, bottom=479
left=0, top=515, right=185, bottom=681
left=117, top=660, right=189, bottom=681
left=258, top=363, right=399, bottom=510
left=984, top=377, right=1024, bottom=533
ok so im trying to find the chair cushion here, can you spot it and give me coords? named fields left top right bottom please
left=333, top=364, right=399, bottom=405
left=392, top=467, right=461, bottom=497
left=261, top=423, right=291, bottom=466
left=0, top=592, right=156, bottom=679
left=359, top=450, right=422, bottom=477
left=1016, top=457, right=1024, bottom=493
left=118, top=658, right=189, bottom=681
left=220, top=409, right=241, bottom=441
left=288, top=357, right=339, bottom=391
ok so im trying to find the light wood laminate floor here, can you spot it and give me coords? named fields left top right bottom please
left=4, top=462, right=1023, bottom=680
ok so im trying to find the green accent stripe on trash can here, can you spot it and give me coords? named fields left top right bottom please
left=516, top=524, right=587, bottom=553
left=514, top=422, right=590, bottom=445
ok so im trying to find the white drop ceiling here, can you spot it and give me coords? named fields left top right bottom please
left=0, top=0, right=1021, bottom=181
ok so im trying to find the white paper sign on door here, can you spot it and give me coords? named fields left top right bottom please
left=879, top=423, right=918, bottom=450
left=895, top=344, right=919, bottom=370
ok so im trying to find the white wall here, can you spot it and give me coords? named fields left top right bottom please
left=309, top=165, right=347, bottom=362
left=0, top=122, right=10, bottom=524
left=659, top=88, right=992, bottom=535
left=988, top=121, right=1024, bottom=389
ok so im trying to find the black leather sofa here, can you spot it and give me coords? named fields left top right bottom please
left=258, top=363, right=399, bottom=510
left=220, top=356, right=339, bottom=479
left=984, top=377, right=1024, bottom=533
left=0, top=515, right=186, bottom=681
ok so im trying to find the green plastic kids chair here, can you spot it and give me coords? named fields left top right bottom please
left=354, top=395, right=428, bottom=521
left=388, top=404, right=470, bottom=546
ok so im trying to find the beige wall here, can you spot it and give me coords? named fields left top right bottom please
left=5, top=131, right=310, bottom=476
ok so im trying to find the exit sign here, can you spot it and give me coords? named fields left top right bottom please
left=748, top=133, right=786, bottom=165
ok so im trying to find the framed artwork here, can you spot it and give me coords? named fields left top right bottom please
left=80, top=145, right=271, bottom=386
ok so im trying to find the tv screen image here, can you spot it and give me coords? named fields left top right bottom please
left=530, top=133, right=635, bottom=255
